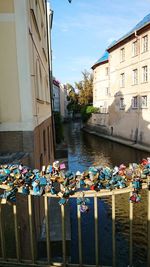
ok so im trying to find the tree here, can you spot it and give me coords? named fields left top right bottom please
left=75, top=70, right=93, bottom=105
left=66, top=83, right=80, bottom=114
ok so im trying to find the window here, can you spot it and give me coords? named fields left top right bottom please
left=105, top=87, right=110, bottom=96
left=105, top=67, right=109, bottom=76
left=120, top=47, right=125, bottom=62
left=132, top=69, right=138, bottom=85
left=36, top=59, right=42, bottom=100
left=132, top=40, right=138, bottom=56
left=142, top=66, right=148, bottom=83
left=132, top=96, right=138, bottom=108
left=120, top=73, right=125, bottom=87
left=141, top=95, right=147, bottom=108
left=120, top=97, right=125, bottom=109
left=142, top=35, right=148, bottom=53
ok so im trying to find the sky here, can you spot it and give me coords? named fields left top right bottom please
left=50, top=0, right=150, bottom=85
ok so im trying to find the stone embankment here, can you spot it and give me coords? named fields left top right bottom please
left=83, top=124, right=150, bottom=153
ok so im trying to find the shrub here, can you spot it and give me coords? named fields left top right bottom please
left=81, top=105, right=99, bottom=122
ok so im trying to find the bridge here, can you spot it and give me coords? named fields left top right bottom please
left=0, top=184, right=149, bottom=267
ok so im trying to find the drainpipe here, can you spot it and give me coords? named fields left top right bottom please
left=46, top=1, right=56, bottom=159
left=134, top=30, right=140, bottom=143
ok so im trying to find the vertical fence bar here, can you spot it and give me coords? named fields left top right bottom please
left=94, top=194, right=98, bottom=266
left=0, top=204, right=5, bottom=259
left=61, top=204, right=66, bottom=267
left=44, top=195, right=51, bottom=264
left=28, top=194, right=36, bottom=263
left=77, top=204, right=82, bottom=267
left=129, top=191, right=133, bottom=267
left=112, top=193, right=116, bottom=267
left=13, top=204, right=20, bottom=262
left=147, top=188, right=150, bottom=267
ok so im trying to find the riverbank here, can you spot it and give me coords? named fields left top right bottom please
left=82, top=125, right=150, bottom=153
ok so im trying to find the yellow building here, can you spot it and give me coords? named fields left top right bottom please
left=91, top=14, right=150, bottom=146
left=0, top=0, right=55, bottom=168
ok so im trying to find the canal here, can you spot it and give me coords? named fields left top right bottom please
left=63, top=121, right=149, bottom=267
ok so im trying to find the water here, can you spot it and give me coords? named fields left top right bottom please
left=63, top=121, right=149, bottom=267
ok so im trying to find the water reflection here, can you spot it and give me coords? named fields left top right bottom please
left=64, top=121, right=149, bottom=267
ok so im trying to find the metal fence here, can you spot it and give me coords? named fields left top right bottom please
left=0, top=186, right=149, bottom=267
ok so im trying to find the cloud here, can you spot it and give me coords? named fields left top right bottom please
left=52, top=0, right=150, bottom=85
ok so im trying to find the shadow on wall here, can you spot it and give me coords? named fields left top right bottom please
left=92, top=90, right=150, bottom=145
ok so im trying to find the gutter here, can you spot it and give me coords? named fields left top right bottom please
left=107, top=22, right=150, bottom=52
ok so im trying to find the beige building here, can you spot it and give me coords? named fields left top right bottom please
left=0, top=0, right=55, bottom=168
left=91, top=14, right=150, bottom=146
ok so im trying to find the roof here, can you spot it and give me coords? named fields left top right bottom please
left=108, top=13, right=150, bottom=50
left=91, top=51, right=109, bottom=69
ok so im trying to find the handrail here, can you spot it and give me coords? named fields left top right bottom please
left=0, top=184, right=149, bottom=267
left=0, top=183, right=147, bottom=198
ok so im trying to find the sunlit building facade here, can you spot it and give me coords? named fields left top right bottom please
left=92, top=14, right=150, bottom=145
left=0, top=0, right=55, bottom=168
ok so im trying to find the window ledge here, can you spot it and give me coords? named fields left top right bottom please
left=37, top=99, right=44, bottom=104
left=141, top=50, right=148, bottom=54
left=132, top=54, right=138, bottom=58
left=141, top=81, right=148, bottom=84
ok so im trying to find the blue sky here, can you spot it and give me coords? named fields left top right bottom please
left=50, top=0, right=150, bottom=85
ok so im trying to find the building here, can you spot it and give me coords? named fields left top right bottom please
left=0, top=0, right=55, bottom=168
left=53, top=78, right=60, bottom=112
left=60, top=83, right=70, bottom=121
left=52, top=79, right=70, bottom=120
left=91, top=14, right=150, bottom=146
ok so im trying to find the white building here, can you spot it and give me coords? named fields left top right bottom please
left=91, top=14, right=150, bottom=146
left=60, top=83, right=70, bottom=120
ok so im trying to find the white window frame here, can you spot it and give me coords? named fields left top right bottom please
left=142, top=65, right=148, bottom=83
left=132, top=40, right=138, bottom=56
left=141, top=95, right=147, bottom=108
left=36, top=59, right=44, bottom=101
left=132, top=96, right=138, bottom=109
left=142, top=35, right=148, bottom=53
left=132, top=69, right=138, bottom=85
left=120, top=97, right=125, bottom=109
left=120, top=47, right=125, bottom=62
left=120, top=73, right=125, bottom=88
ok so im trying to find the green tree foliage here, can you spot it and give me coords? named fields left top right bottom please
left=81, top=105, right=99, bottom=122
left=66, top=70, right=94, bottom=119
left=66, top=83, right=80, bottom=113
left=75, top=70, right=93, bottom=105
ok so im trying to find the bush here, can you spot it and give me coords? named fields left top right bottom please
left=54, top=112, right=64, bottom=144
left=81, top=105, right=99, bottom=122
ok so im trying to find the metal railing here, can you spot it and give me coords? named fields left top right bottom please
left=0, top=186, right=149, bottom=267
